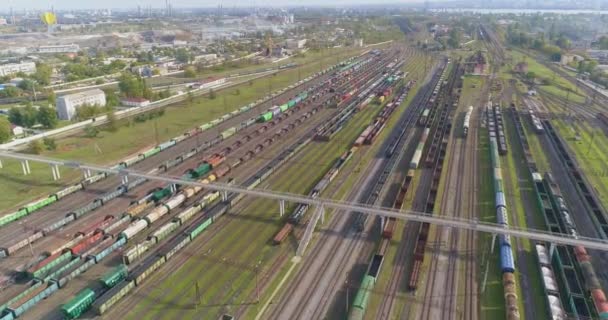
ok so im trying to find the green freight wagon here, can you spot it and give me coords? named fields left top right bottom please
left=352, top=275, right=374, bottom=310
left=189, top=217, right=213, bottom=238
left=279, top=104, right=289, bottom=112
left=61, top=288, right=95, bottom=319
left=100, top=265, right=128, bottom=288
left=258, top=112, right=273, bottom=122
left=151, top=187, right=173, bottom=202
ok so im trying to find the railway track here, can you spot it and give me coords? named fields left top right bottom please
left=419, top=65, right=467, bottom=320
left=95, top=47, right=406, bottom=320
left=266, top=50, right=441, bottom=320
left=372, top=59, right=447, bottom=320
left=0, top=50, right=397, bottom=319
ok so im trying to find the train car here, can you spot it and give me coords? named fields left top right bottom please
left=61, top=288, right=95, bottom=319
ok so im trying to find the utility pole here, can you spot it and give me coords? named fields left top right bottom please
left=195, top=281, right=201, bottom=308
left=587, top=129, right=596, bottom=156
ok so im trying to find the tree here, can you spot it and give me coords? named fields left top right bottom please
left=43, top=137, right=56, bottom=150
left=525, top=72, right=536, bottom=80
left=33, top=63, right=52, bottom=85
left=0, top=117, right=11, bottom=143
left=599, top=36, right=608, bottom=50
left=12, top=105, right=38, bottom=128
left=47, top=91, right=56, bottom=107
left=176, top=48, right=191, bottom=64
left=106, top=111, right=118, bottom=132
left=17, top=79, right=36, bottom=92
left=208, top=88, right=216, bottom=99
left=84, top=124, right=99, bottom=138
left=0, top=86, right=21, bottom=98
left=28, top=140, right=43, bottom=154
left=37, top=105, right=58, bottom=128
left=184, top=66, right=196, bottom=78
left=104, top=89, right=120, bottom=108
left=234, top=88, right=240, bottom=95
left=118, top=73, right=149, bottom=98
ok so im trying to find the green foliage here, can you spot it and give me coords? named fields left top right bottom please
left=8, top=105, right=38, bottom=128
left=74, top=104, right=110, bottom=121
left=43, top=137, right=56, bottom=150
left=37, top=105, right=58, bottom=128
left=47, top=91, right=56, bottom=106
left=0, top=117, right=11, bottom=143
left=32, top=63, right=52, bottom=85
left=84, top=124, right=99, bottom=138
left=0, top=86, right=21, bottom=98
left=526, top=72, right=536, bottom=80
left=17, top=79, right=36, bottom=91
left=28, top=140, right=43, bottom=154
left=184, top=66, right=196, bottom=78
left=208, top=88, right=216, bottom=99
left=176, top=48, right=192, bottom=64
left=598, top=36, right=608, bottom=50
left=118, top=73, right=151, bottom=99
left=106, top=112, right=118, bottom=132
left=104, top=89, right=120, bottom=107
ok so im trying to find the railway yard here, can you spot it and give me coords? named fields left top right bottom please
left=2, top=22, right=608, bottom=320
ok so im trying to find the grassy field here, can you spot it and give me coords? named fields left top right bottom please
left=502, top=50, right=587, bottom=105
left=552, top=119, right=608, bottom=210
left=0, top=46, right=372, bottom=212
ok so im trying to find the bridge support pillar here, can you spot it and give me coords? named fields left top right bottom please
left=170, top=184, right=176, bottom=193
left=121, top=175, right=129, bottom=185
left=222, top=190, right=228, bottom=202
left=0, top=159, right=3, bottom=168
left=279, top=200, right=285, bottom=217
left=296, top=204, right=324, bottom=257
left=21, top=160, right=30, bottom=175
left=51, top=165, right=61, bottom=180
left=491, top=233, right=497, bottom=254
left=83, top=169, right=91, bottom=179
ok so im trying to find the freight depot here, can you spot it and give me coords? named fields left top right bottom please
left=0, top=48, right=399, bottom=320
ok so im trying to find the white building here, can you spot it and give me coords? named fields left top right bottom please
left=354, top=38, right=364, bottom=47
left=194, top=54, right=218, bottom=63
left=285, top=39, right=307, bottom=49
left=121, top=97, right=150, bottom=107
left=56, top=89, right=106, bottom=120
left=37, top=44, right=80, bottom=54
left=0, top=62, right=36, bottom=77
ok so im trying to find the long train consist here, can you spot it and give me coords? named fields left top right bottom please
left=489, top=135, right=520, bottom=320
left=0, top=51, right=387, bottom=319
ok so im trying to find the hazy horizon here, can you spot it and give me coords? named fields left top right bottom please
left=4, top=0, right=431, bottom=11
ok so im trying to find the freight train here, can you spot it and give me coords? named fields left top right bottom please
left=544, top=173, right=608, bottom=319
left=489, top=136, right=520, bottom=320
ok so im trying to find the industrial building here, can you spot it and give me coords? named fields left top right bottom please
left=285, top=39, right=307, bottom=49
left=0, top=62, right=36, bottom=77
left=37, top=44, right=80, bottom=54
left=56, top=89, right=106, bottom=120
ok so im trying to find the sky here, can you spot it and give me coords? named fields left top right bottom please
left=4, top=0, right=427, bottom=10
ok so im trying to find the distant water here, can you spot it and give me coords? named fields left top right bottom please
left=432, top=8, right=608, bottom=15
